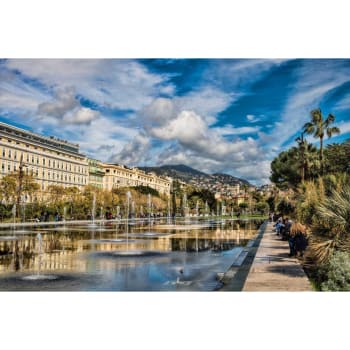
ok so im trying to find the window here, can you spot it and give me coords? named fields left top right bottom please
left=8, top=150, right=11, bottom=159
left=14, top=151, right=17, bottom=160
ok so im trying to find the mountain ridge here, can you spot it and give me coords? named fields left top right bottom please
left=139, top=164, right=253, bottom=189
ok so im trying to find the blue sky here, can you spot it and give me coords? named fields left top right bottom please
left=1, top=59, right=350, bottom=185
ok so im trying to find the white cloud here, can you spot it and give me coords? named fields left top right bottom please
left=142, top=107, right=266, bottom=181
left=142, top=97, right=177, bottom=126
left=234, top=160, right=272, bottom=185
left=0, top=68, right=48, bottom=114
left=38, top=87, right=78, bottom=117
left=246, top=114, right=264, bottom=123
left=63, top=107, right=99, bottom=125
left=334, top=93, right=350, bottom=111
left=173, top=87, right=236, bottom=124
left=37, top=86, right=100, bottom=125
left=217, top=124, right=260, bottom=135
left=109, top=133, right=151, bottom=166
left=4, top=59, right=174, bottom=111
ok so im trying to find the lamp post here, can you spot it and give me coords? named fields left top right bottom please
left=16, top=154, right=27, bottom=221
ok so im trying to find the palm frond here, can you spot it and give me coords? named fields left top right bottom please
left=303, top=122, right=315, bottom=135
left=311, top=108, right=323, bottom=123
left=326, top=126, right=340, bottom=138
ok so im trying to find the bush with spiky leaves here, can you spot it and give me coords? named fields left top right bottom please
left=308, top=186, right=350, bottom=265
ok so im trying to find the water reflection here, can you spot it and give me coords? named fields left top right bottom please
left=0, top=219, right=263, bottom=291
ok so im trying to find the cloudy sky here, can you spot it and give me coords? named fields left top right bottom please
left=1, top=59, right=350, bottom=185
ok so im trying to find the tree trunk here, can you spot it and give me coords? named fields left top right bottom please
left=320, top=135, right=324, bottom=175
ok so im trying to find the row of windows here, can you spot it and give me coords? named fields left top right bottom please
left=0, top=163, right=87, bottom=185
left=90, top=175, right=104, bottom=182
left=0, top=133, right=79, bottom=156
left=105, top=169, right=168, bottom=185
left=0, top=147, right=87, bottom=174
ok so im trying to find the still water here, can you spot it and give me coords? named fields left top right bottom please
left=0, top=219, right=262, bottom=291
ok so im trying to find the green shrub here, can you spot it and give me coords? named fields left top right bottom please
left=321, top=251, right=350, bottom=291
left=133, top=185, right=160, bottom=197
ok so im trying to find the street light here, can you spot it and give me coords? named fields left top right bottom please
left=16, top=154, right=28, bottom=220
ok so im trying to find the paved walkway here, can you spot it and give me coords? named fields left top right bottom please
left=242, top=222, right=312, bottom=291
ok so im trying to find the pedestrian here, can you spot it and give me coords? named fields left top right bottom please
left=293, top=222, right=308, bottom=257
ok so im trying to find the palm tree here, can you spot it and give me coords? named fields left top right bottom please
left=295, top=133, right=320, bottom=183
left=295, top=132, right=306, bottom=182
left=303, top=108, right=340, bottom=175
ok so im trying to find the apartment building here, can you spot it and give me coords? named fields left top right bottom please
left=88, top=158, right=105, bottom=189
left=103, top=163, right=171, bottom=195
left=0, top=122, right=88, bottom=192
left=0, top=121, right=172, bottom=197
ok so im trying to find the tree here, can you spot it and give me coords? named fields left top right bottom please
left=0, top=174, right=17, bottom=202
left=0, top=172, right=39, bottom=203
left=270, top=147, right=301, bottom=188
left=303, top=108, right=340, bottom=175
left=47, top=185, right=66, bottom=206
left=295, top=132, right=307, bottom=182
left=324, top=139, right=350, bottom=174
left=255, top=202, right=269, bottom=215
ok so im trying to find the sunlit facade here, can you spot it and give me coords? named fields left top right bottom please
left=0, top=122, right=89, bottom=193
left=103, top=163, right=171, bottom=195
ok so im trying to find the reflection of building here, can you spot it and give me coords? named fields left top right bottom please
left=0, top=121, right=89, bottom=192
left=103, top=163, right=171, bottom=195
left=88, top=158, right=105, bottom=189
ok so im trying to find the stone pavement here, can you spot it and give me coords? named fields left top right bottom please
left=242, top=221, right=312, bottom=291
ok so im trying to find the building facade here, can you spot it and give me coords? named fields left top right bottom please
left=0, top=121, right=172, bottom=197
left=88, top=158, right=105, bottom=189
left=0, top=122, right=89, bottom=193
left=103, top=163, right=171, bottom=195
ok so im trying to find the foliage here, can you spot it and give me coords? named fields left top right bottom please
left=255, top=202, right=269, bottom=214
left=133, top=185, right=160, bottom=197
left=307, top=185, right=350, bottom=265
left=276, top=198, right=294, bottom=215
left=0, top=174, right=17, bottom=202
left=188, top=188, right=216, bottom=211
left=239, top=202, right=248, bottom=209
left=303, top=108, right=340, bottom=174
left=324, top=140, right=350, bottom=174
left=320, top=251, right=350, bottom=291
left=270, top=147, right=301, bottom=188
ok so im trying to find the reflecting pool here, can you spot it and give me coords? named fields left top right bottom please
left=0, top=219, right=263, bottom=291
